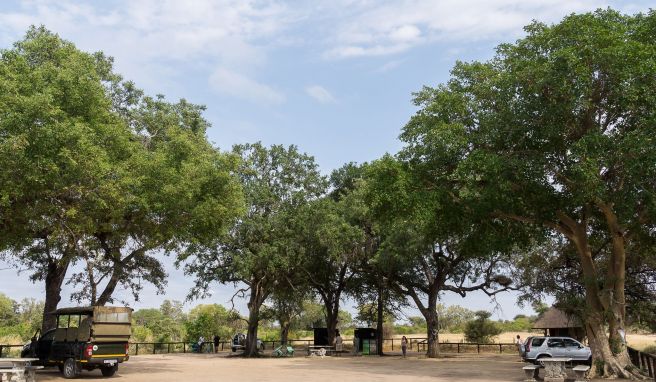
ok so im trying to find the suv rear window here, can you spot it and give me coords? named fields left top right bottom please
left=531, top=338, right=546, bottom=347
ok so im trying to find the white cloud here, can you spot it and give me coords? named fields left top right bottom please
left=305, top=85, right=336, bottom=104
left=319, top=0, right=629, bottom=58
left=0, top=0, right=294, bottom=97
left=210, top=67, right=285, bottom=104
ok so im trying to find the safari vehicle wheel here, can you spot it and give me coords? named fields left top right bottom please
left=63, top=358, right=79, bottom=379
left=101, top=365, right=118, bottom=377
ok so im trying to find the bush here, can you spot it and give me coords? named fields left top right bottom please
left=464, top=311, right=501, bottom=343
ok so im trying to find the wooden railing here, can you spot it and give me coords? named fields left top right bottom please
left=2, top=338, right=518, bottom=357
left=628, top=346, right=656, bottom=381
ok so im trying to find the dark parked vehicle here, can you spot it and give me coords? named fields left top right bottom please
left=21, top=306, right=132, bottom=378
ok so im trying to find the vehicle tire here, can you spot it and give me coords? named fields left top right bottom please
left=101, top=365, right=118, bottom=377
left=586, top=356, right=592, bottom=366
left=62, top=358, right=79, bottom=379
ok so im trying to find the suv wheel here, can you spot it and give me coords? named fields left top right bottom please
left=62, top=358, right=79, bottom=379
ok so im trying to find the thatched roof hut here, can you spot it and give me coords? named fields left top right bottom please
left=532, top=307, right=585, bottom=340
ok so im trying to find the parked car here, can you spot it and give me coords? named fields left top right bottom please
left=523, top=336, right=591, bottom=364
left=21, top=306, right=132, bottom=379
left=231, top=333, right=264, bottom=352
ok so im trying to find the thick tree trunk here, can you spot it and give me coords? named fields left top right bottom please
left=42, top=259, right=70, bottom=332
left=376, top=284, right=384, bottom=356
left=325, top=301, right=339, bottom=346
left=280, top=320, right=290, bottom=345
left=244, top=282, right=266, bottom=357
left=425, top=306, right=440, bottom=358
left=567, top=211, right=644, bottom=379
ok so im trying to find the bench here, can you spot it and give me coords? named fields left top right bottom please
left=307, top=346, right=335, bottom=357
left=0, top=365, right=43, bottom=382
left=25, top=366, right=44, bottom=382
left=522, top=364, right=540, bottom=381
left=572, top=365, right=590, bottom=382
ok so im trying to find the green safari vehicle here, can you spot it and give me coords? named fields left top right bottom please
left=22, top=306, right=132, bottom=378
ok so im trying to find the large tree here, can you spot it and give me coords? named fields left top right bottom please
left=399, top=9, right=656, bottom=377
left=182, top=143, right=325, bottom=356
left=0, top=27, right=243, bottom=329
left=365, top=156, right=518, bottom=358
left=0, top=27, right=134, bottom=330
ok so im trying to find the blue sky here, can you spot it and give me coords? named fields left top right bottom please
left=0, top=0, right=652, bottom=320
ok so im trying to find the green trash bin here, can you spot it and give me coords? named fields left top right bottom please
left=362, top=339, right=370, bottom=355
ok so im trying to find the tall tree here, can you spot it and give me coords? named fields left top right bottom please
left=182, top=143, right=325, bottom=356
left=399, top=9, right=656, bottom=377
left=0, top=27, right=243, bottom=327
left=365, top=156, right=517, bottom=358
left=0, top=27, right=134, bottom=331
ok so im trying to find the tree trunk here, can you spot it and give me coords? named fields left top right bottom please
left=280, top=320, right=290, bottom=345
left=244, top=282, right=266, bottom=357
left=567, top=212, right=644, bottom=379
left=425, top=306, right=440, bottom=358
left=95, top=267, right=121, bottom=306
left=42, top=259, right=70, bottom=332
left=325, top=302, right=339, bottom=346
left=376, top=284, right=384, bottom=356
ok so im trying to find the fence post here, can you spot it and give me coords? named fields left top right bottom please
left=153, top=343, right=156, bottom=354
left=136, top=343, right=139, bottom=355
left=457, top=343, right=460, bottom=353
left=477, top=344, right=480, bottom=353
left=183, top=343, right=186, bottom=353
left=499, top=344, right=502, bottom=353
left=391, top=339, right=394, bottom=351
left=168, top=343, right=171, bottom=353
left=0, top=345, right=3, bottom=358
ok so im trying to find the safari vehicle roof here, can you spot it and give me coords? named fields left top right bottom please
left=50, top=306, right=133, bottom=316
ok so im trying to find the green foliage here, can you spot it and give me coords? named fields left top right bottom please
left=464, top=311, right=502, bottom=343
left=184, top=304, right=244, bottom=342
left=437, top=304, right=476, bottom=333
left=0, top=295, right=44, bottom=341
left=0, top=293, right=17, bottom=327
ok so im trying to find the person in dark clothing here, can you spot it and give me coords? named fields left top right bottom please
left=213, top=335, right=220, bottom=353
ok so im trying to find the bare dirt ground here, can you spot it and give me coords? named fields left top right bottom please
left=33, top=353, right=605, bottom=382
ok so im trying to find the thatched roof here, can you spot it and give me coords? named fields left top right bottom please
left=532, top=307, right=582, bottom=329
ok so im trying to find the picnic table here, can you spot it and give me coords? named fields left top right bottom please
left=0, top=358, right=41, bottom=382
left=307, top=345, right=335, bottom=357
left=538, top=357, right=572, bottom=382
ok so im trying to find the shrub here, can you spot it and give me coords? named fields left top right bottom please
left=464, top=311, right=501, bottom=343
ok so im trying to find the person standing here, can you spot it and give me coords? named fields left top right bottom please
left=198, top=336, right=205, bottom=353
left=401, top=336, right=408, bottom=358
left=515, top=335, right=523, bottom=360
left=213, top=335, right=220, bottom=353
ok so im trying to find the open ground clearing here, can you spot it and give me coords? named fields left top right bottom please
left=29, top=353, right=607, bottom=382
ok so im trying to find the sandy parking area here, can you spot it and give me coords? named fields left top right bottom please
left=32, top=353, right=603, bottom=382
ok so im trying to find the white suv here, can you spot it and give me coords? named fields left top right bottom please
left=522, top=336, right=591, bottom=364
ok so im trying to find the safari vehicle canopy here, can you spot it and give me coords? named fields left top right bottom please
left=51, top=306, right=132, bottom=343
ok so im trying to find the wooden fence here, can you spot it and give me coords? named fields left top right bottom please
left=628, top=346, right=656, bottom=381
left=1, top=338, right=517, bottom=357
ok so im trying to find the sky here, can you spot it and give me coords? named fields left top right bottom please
left=0, top=0, right=652, bottom=321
